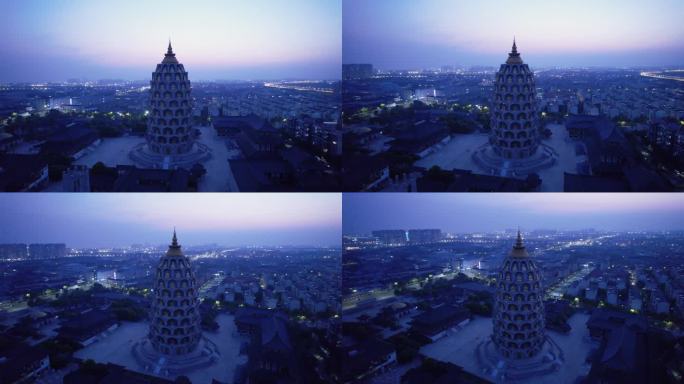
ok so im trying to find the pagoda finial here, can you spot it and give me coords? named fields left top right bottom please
left=172, top=227, right=178, bottom=247
left=515, top=228, right=524, bottom=248
left=506, top=37, right=522, bottom=64
left=510, top=227, right=528, bottom=257
left=512, top=37, right=518, bottom=55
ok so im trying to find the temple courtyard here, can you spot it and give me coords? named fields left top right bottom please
left=74, top=125, right=240, bottom=191
left=75, top=314, right=247, bottom=383
left=415, top=124, right=586, bottom=191
left=420, top=313, right=596, bottom=384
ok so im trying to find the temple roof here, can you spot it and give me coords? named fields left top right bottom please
left=505, top=38, right=524, bottom=65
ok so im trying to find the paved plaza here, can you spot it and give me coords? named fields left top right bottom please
left=74, top=136, right=144, bottom=167
left=195, top=125, right=240, bottom=192
left=415, top=124, right=585, bottom=191
left=421, top=313, right=595, bottom=384
left=75, top=314, right=247, bottom=384
left=73, top=127, right=240, bottom=192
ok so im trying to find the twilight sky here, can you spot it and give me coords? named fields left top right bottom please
left=343, top=194, right=684, bottom=234
left=0, top=194, right=341, bottom=248
left=343, top=0, right=684, bottom=69
left=0, top=0, right=341, bottom=82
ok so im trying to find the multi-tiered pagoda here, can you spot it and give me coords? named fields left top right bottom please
left=130, top=42, right=210, bottom=169
left=132, top=230, right=220, bottom=376
left=492, top=230, right=546, bottom=359
left=477, top=229, right=563, bottom=380
left=149, top=230, right=201, bottom=356
left=473, top=40, right=556, bottom=177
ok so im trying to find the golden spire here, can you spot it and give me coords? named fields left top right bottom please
left=172, top=227, right=178, bottom=247
left=510, top=227, right=529, bottom=257
left=512, top=37, right=518, bottom=55
left=166, top=227, right=183, bottom=256
left=506, top=37, right=523, bottom=65
left=515, top=227, right=523, bottom=248
left=163, top=39, right=176, bottom=62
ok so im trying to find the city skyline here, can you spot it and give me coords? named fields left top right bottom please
left=0, top=193, right=341, bottom=248
left=343, top=0, right=684, bottom=69
left=343, top=193, right=684, bottom=234
left=0, top=0, right=341, bottom=82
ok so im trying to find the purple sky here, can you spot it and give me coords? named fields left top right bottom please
left=0, top=194, right=341, bottom=248
left=343, top=194, right=684, bottom=234
left=0, top=0, right=341, bottom=82
left=343, top=0, right=684, bottom=69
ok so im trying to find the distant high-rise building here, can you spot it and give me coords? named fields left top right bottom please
left=440, top=65, right=456, bottom=73
left=0, top=244, right=28, bottom=260
left=473, top=39, right=556, bottom=176
left=649, top=120, right=684, bottom=159
left=372, top=229, right=407, bottom=246
left=343, top=64, right=374, bottom=80
left=343, top=235, right=380, bottom=250
left=28, top=243, right=66, bottom=259
left=130, top=42, right=210, bottom=169
left=407, top=229, right=442, bottom=244
left=454, top=257, right=464, bottom=272
left=492, top=230, right=545, bottom=359
left=149, top=230, right=201, bottom=355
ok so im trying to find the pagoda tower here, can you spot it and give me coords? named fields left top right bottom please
left=490, top=39, right=541, bottom=160
left=492, top=230, right=546, bottom=359
left=146, top=42, right=194, bottom=157
left=472, top=39, right=557, bottom=177
left=130, top=42, right=211, bottom=169
left=149, top=229, right=201, bottom=356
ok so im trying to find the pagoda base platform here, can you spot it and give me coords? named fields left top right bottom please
left=472, top=143, right=557, bottom=178
left=131, top=336, right=220, bottom=377
left=129, top=142, right=211, bottom=170
left=475, top=336, right=564, bottom=383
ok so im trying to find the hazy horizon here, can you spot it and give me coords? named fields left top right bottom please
left=0, top=0, right=341, bottom=82
left=343, top=0, right=684, bottom=70
left=343, top=194, right=684, bottom=235
left=0, top=194, right=342, bottom=248
left=345, top=228, right=683, bottom=236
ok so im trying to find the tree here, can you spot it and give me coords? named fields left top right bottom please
left=40, top=338, right=81, bottom=369
left=43, top=152, right=73, bottom=182
left=111, top=300, right=146, bottom=321
left=190, top=163, right=206, bottom=179
left=440, top=115, right=477, bottom=134
left=80, top=359, right=108, bottom=377
left=424, top=166, right=455, bottom=185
